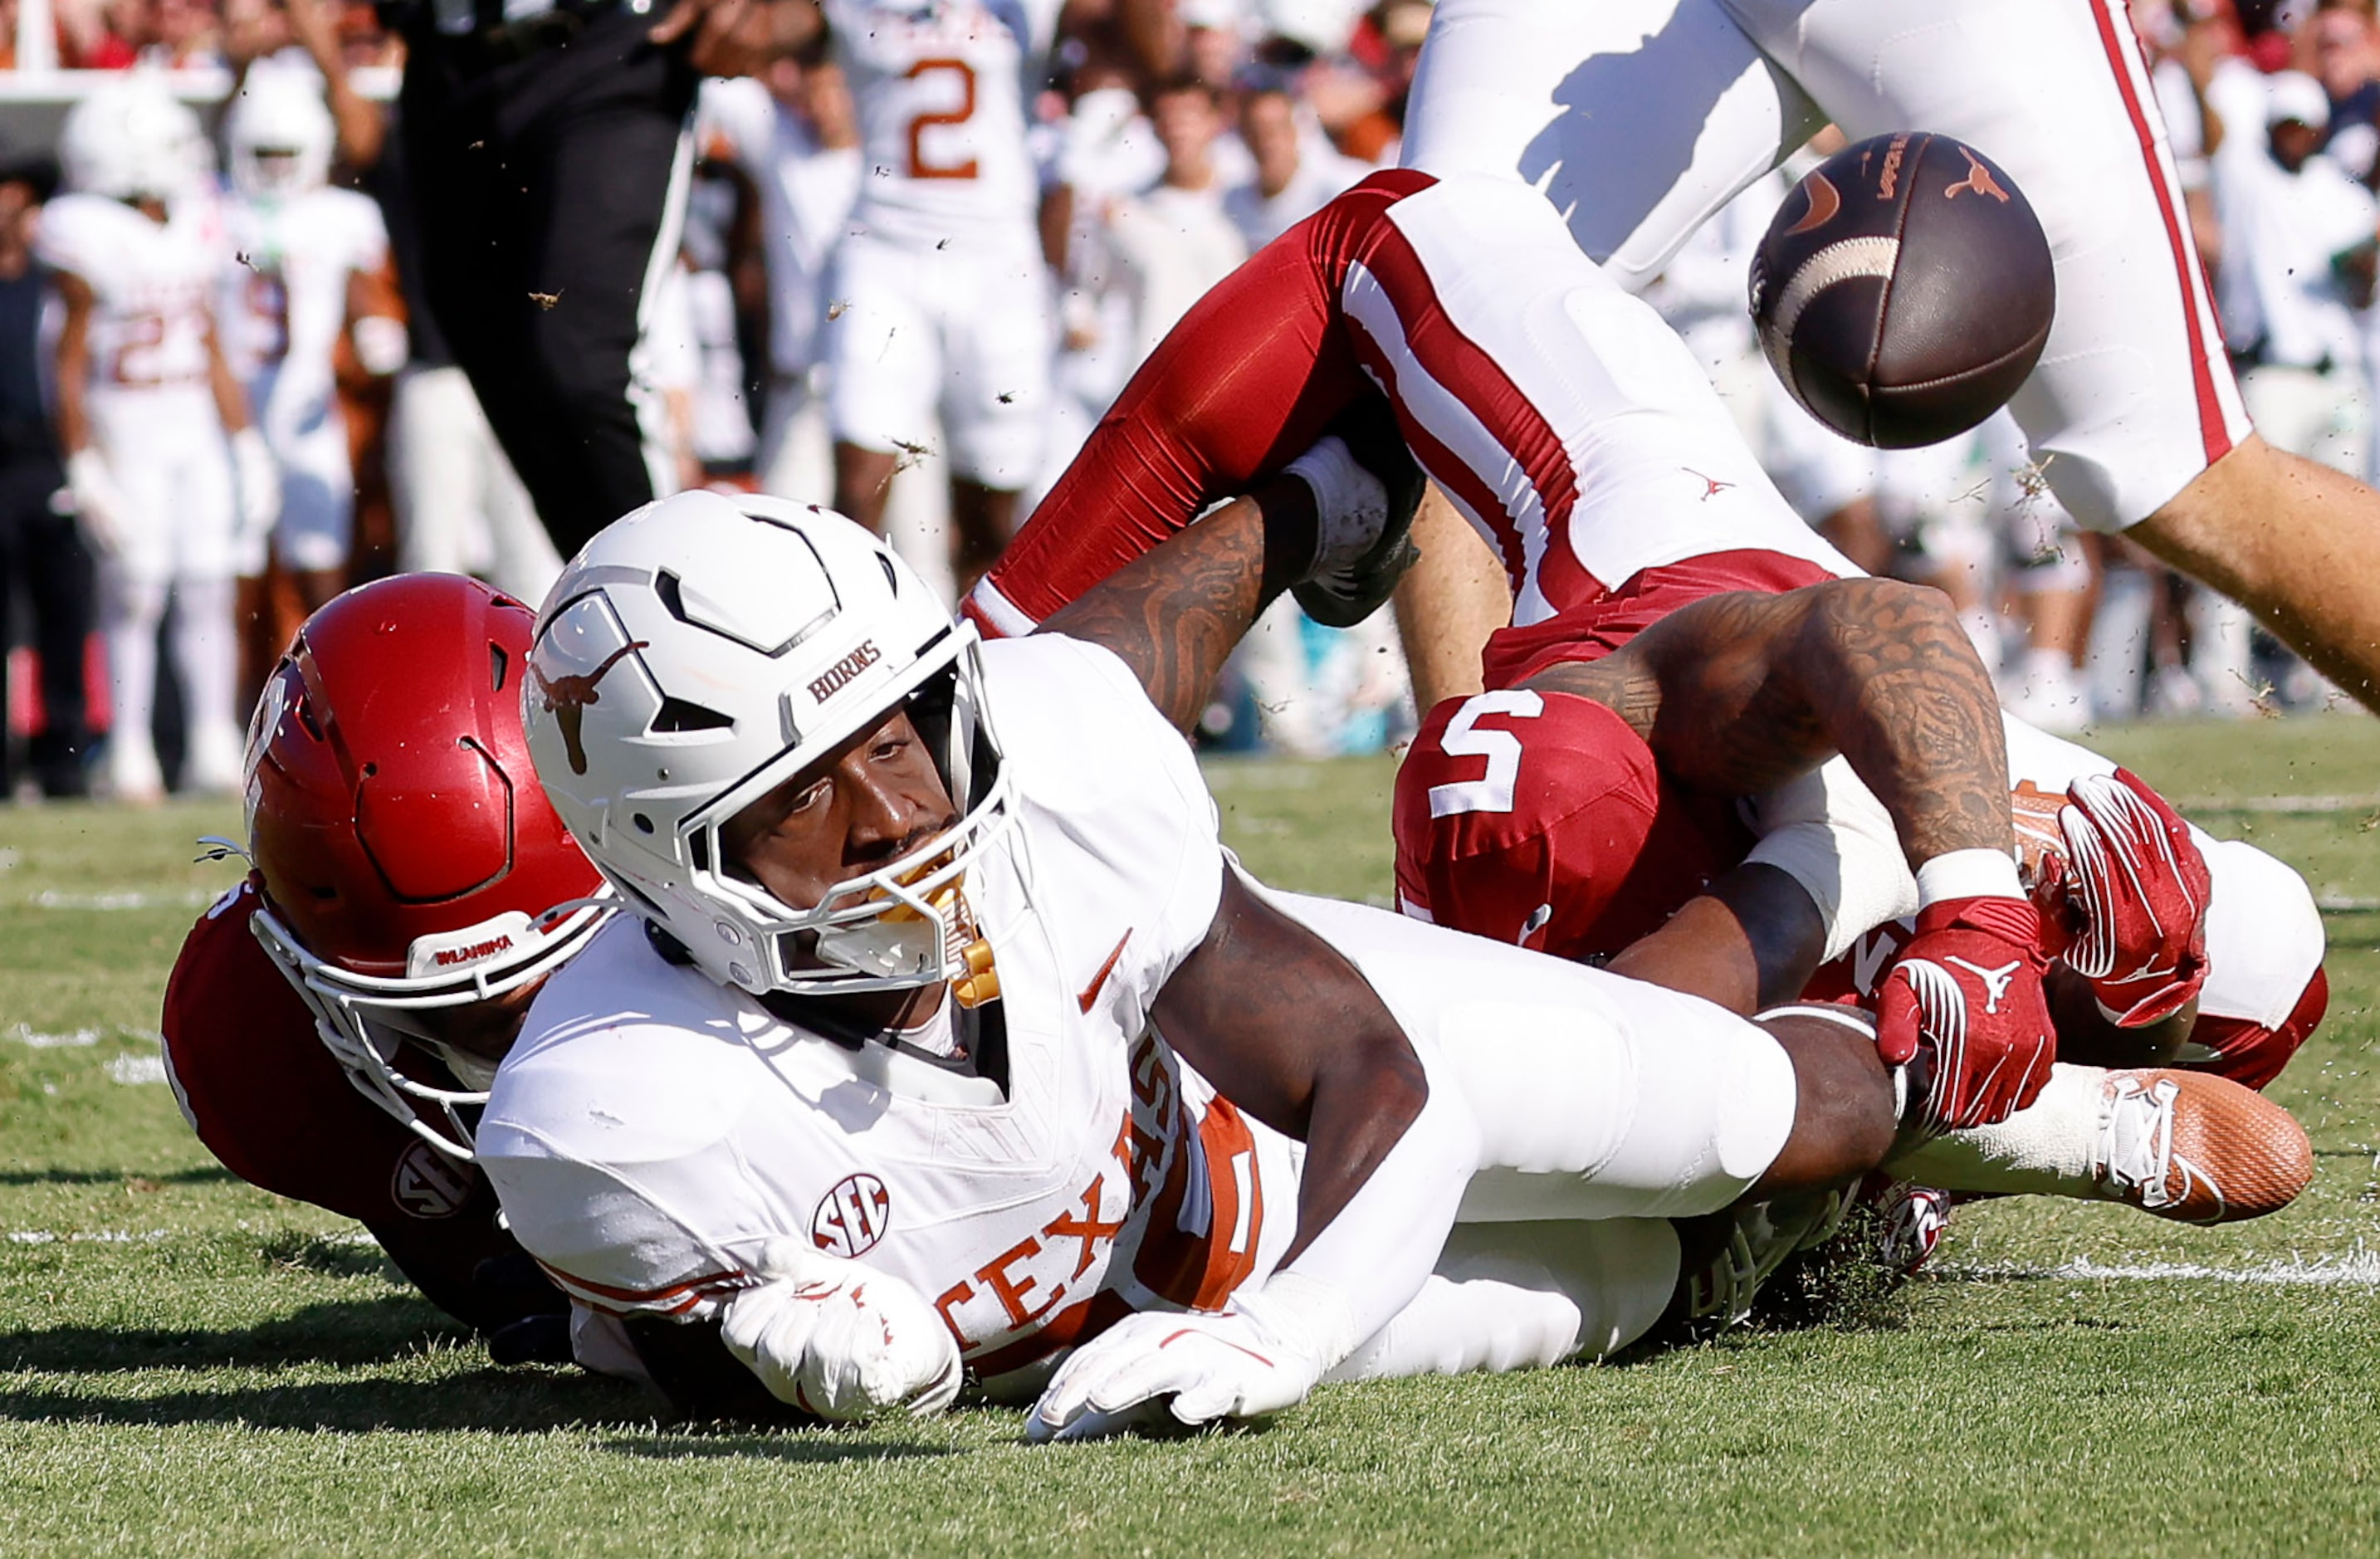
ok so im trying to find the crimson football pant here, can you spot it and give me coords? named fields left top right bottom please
left=970, top=170, right=1430, bottom=636
left=400, top=9, right=696, bottom=556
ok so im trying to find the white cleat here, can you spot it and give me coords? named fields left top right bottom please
left=2089, top=1069, right=2311, bottom=1224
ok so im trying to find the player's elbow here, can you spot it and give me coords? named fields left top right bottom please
left=1810, top=574, right=1958, bottom=628
left=1316, top=1020, right=1435, bottom=1148
left=1800, top=576, right=1981, bottom=677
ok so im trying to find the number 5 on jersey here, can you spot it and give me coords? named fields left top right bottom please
left=1425, top=690, right=1543, bottom=819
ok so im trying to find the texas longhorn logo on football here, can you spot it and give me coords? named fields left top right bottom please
left=807, top=640, right=882, bottom=705
left=529, top=640, right=649, bottom=775
left=1947, top=146, right=2011, bottom=203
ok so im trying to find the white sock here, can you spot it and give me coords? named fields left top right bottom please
left=2086, top=566, right=2152, bottom=719
left=1283, top=436, right=1389, bottom=574
left=1885, top=1063, right=2104, bottom=1197
left=169, top=574, right=240, bottom=748
left=103, top=572, right=167, bottom=788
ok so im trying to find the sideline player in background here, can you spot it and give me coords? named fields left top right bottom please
left=42, top=74, right=277, bottom=801
left=1389, top=0, right=2380, bottom=716
left=393, top=0, right=810, bottom=553
left=219, top=72, right=407, bottom=640
left=761, top=0, right=1068, bottom=592
left=160, top=574, right=612, bottom=1353
left=695, top=52, right=863, bottom=506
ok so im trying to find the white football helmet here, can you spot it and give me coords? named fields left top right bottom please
left=523, top=491, right=1011, bottom=999
left=225, top=74, right=335, bottom=202
left=58, top=72, right=202, bottom=204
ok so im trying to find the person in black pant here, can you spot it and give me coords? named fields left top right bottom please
left=393, top=0, right=805, bottom=555
left=0, top=154, right=93, bottom=799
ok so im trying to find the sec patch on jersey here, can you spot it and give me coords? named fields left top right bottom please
left=1750, top=132, right=2055, bottom=450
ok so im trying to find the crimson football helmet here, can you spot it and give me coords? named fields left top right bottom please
left=244, top=574, right=610, bottom=1159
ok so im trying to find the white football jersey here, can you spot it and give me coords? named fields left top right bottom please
left=219, top=187, right=389, bottom=445
left=37, top=192, right=222, bottom=442
left=698, top=77, right=863, bottom=378
left=825, top=0, right=1063, bottom=247
left=481, top=634, right=1302, bottom=1381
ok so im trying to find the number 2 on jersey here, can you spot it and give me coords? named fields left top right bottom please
left=1426, top=690, right=1544, bottom=819
left=904, top=58, right=979, bottom=180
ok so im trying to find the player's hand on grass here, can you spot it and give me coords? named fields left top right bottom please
left=2040, top=769, right=2212, bottom=1029
left=1878, top=887, right=2055, bottom=1131
left=717, top=1238, right=960, bottom=1421
left=1027, top=1275, right=1351, bottom=1441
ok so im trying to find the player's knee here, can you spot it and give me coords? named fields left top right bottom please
left=2185, top=838, right=2329, bottom=1090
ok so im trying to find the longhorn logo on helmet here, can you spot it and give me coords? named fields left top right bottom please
left=528, top=640, right=649, bottom=775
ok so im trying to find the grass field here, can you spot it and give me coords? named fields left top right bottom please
left=5, top=719, right=2380, bottom=1556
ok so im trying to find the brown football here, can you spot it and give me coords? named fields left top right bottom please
left=1751, top=132, right=2055, bottom=449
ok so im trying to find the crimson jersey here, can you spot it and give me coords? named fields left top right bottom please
left=159, top=881, right=540, bottom=1330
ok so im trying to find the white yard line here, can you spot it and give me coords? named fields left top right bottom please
left=106, top=1054, right=168, bottom=1086
left=2174, top=792, right=2380, bottom=814
left=2, top=1024, right=100, bottom=1048
left=20, top=887, right=213, bottom=911
left=1943, top=1253, right=2380, bottom=1287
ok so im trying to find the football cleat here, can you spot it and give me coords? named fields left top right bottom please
left=1864, top=1177, right=1952, bottom=1274
left=1291, top=407, right=1425, bottom=629
left=2088, top=1069, right=2312, bottom=1224
left=1682, top=1187, right=1853, bottom=1327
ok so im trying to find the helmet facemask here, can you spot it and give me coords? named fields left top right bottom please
left=249, top=895, right=611, bottom=1160
left=673, top=641, right=1014, bottom=1004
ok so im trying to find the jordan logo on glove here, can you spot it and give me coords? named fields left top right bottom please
left=1879, top=850, right=2057, bottom=1133
left=1943, top=955, right=2021, bottom=1012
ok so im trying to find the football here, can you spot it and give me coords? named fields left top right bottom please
left=1750, top=132, right=2056, bottom=449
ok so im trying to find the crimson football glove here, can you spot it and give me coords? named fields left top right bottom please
left=1877, top=893, right=2055, bottom=1131
left=2038, top=769, right=2212, bottom=1029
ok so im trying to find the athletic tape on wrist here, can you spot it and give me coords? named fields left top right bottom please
left=1913, top=848, right=2025, bottom=908
left=1742, top=759, right=1920, bottom=964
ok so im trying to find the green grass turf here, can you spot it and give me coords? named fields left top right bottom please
left=5, top=721, right=2380, bottom=1556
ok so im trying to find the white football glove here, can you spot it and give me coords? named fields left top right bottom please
left=65, top=447, right=125, bottom=556
left=230, top=427, right=281, bottom=545
left=1027, top=1273, right=1356, bottom=1442
left=350, top=314, right=409, bottom=378
left=717, top=1238, right=962, bottom=1422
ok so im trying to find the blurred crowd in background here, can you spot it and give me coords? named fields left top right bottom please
left=3, top=0, right=2379, bottom=801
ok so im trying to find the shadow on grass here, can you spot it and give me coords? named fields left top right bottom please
left=0, top=1166, right=235, bottom=1187
left=0, top=1366, right=656, bottom=1434
left=0, top=1298, right=465, bottom=1373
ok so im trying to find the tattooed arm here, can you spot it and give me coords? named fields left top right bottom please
left=1532, top=578, right=2012, bottom=1013
left=1525, top=577, right=2013, bottom=865
left=1037, top=477, right=1319, bottom=731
